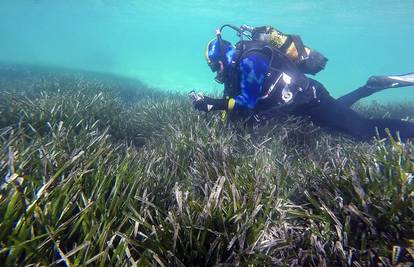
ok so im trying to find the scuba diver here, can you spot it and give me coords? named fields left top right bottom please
left=190, top=24, right=414, bottom=141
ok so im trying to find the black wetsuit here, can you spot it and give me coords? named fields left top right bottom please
left=225, top=41, right=414, bottom=141
left=293, top=79, right=414, bottom=140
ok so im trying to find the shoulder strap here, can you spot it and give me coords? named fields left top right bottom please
left=290, top=35, right=307, bottom=61
left=278, top=34, right=307, bottom=62
left=279, top=35, right=292, bottom=53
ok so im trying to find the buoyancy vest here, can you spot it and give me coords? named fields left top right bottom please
left=224, top=40, right=316, bottom=112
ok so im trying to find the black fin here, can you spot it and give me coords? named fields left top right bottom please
left=367, top=72, right=414, bottom=90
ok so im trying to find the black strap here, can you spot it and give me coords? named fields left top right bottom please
left=279, top=35, right=293, bottom=52
left=290, top=35, right=307, bottom=61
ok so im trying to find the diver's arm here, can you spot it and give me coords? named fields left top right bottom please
left=233, top=55, right=269, bottom=110
left=193, top=54, right=268, bottom=112
left=193, top=96, right=234, bottom=112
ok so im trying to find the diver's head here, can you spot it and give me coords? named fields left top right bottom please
left=205, top=30, right=235, bottom=83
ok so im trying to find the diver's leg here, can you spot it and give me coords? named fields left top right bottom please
left=301, top=80, right=414, bottom=140
left=303, top=93, right=374, bottom=139
left=335, top=85, right=376, bottom=107
left=336, top=72, right=414, bottom=107
left=366, top=118, right=414, bottom=140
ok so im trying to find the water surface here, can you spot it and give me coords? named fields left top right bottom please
left=1, top=0, right=413, bottom=101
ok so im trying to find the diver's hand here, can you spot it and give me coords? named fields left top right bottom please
left=188, top=90, right=204, bottom=103
left=189, top=91, right=211, bottom=112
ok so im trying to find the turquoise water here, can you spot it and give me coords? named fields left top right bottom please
left=1, top=0, right=414, bottom=101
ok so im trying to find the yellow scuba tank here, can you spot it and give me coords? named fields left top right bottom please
left=250, top=26, right=328, bottom=75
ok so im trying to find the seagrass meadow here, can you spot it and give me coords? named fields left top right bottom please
left=0, top=64, right=414, bottom=266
